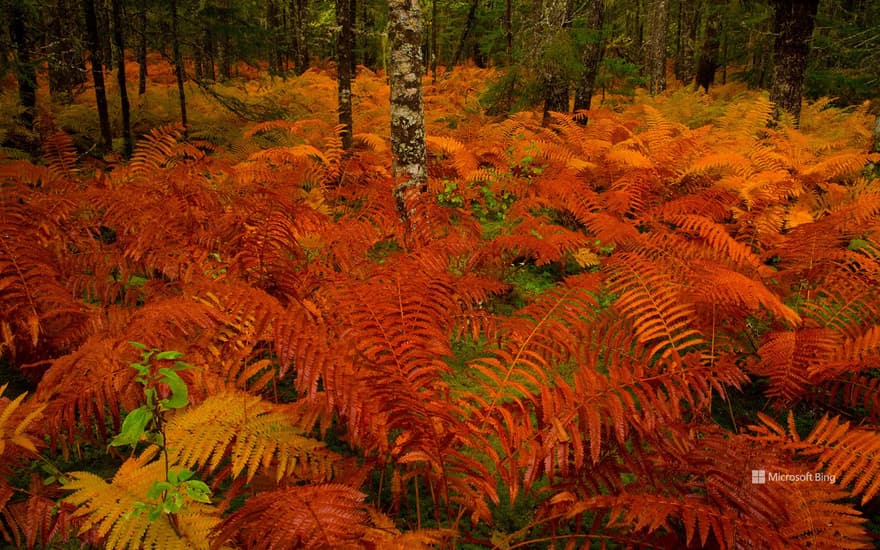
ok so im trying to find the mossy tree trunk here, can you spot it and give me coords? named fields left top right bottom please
left=573, top=0, right=606, bottom=119
left=389, top=0, right=427, bottom=219
left=770, top=0, right=820, bottom=126
left=646, top=0, right=669, bottom=95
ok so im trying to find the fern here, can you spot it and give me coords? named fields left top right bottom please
left=165, top=391, right=333, bottom=483
left=64, top=450, right=220, bottom=550
left=210, top=484, right=367, bottom=550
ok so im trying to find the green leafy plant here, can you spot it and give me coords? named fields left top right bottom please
left=111, top=343, right=210, bottom=529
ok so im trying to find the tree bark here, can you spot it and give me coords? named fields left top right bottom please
left=695, top=0, right=722, bottom=92
left=674, top=0, right=697, bottom=84
left=646, top=0, right=669, bottom=95
left=573, top=0, right=605, bottom=118
left=337, top=0, right=354, bottom=150
left=170, top=0, right=188, bottom=130
left=291, top=0, right=310, bottom=74
left=111, top=0, right=133, bottom=158
left=770, top=0, right=820, bottom=126
left=389, top=0, right=427, bottom=218
left=84, top=0, right=113, bottom=152
left=138, top=0, right=148, bottom=94
left=451, top=0, right=479, bottom=68
left=539, top=0, right=572, bottom=125
left=431, top=0, right=438, bottom=81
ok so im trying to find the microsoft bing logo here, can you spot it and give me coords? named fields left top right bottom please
left=751, top=470, right=766, bottom=484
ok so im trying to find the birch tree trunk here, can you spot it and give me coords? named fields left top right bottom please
left=389, top=0, right=428, bottom=219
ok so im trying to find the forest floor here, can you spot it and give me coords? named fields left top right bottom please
left=2, top=63, right=880, bottom=549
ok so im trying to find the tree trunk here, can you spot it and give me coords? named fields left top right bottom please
left=111, top=0, right=133, bottom=158
left=431, top=0, right=438, bottom=81
left=84, top=0, right=113, bottom=152
left=674, top=0, right=697, bottom=84
left=291, top=0, right=310, bottom=74
left=337, top=0, right=354, bottom=150
left=695, top=0, right=722, bottom=92
left=170, top=0, right=188, bottom=130
left=138, top=0, right=148, bottom=95
left=451, top=0, right=479, bottom=68
left=8, top=0, right=36, bottom=134
left=539, top=0, right=572, bottom=125
left=573, top=0, right=605, bottom=119
left=389, top=0, right=427, bottom=219
left=504, top=0, right=512, bottom=63
left=216, top=0, right=231, bottom=81
left=770, top=0, right=820, bottom=126
left=646, top=0, right=669, bottom=95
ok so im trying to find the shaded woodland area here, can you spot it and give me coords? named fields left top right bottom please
left=2, top=0, right=880, bottom=548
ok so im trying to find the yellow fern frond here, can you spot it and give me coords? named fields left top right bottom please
left=0, top=385, right=43, bottom=457
left=166, top=392, right=333, bottom=483
left=64, top=450, right=220, bottom=550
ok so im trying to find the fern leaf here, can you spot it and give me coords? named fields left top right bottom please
left=64, top=450, right=219, bottom=550
left=606, top=253, right=704, bottom=365
left=210, top=484, right=367, bottom=550
left=166, top=391, right=333, bottom=483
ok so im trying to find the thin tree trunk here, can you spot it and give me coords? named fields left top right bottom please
left=770, top=0, right=820, bottom=126
left=111, top=0, right=133, bottom=157
left=451, top=0, right=479, bottom=68
left=292, top=0, right=309, bottom=74
left=695, top=0, right=721, bottom=92
left=389, top=0, right=427, bottom=219
left=505, top=0, right=512, bottom=63
left=170, top=0, right=188, bottom=130
left=138, top=0, right=148, bottom=94
left=573, top=0, right=605, bottom=118
left=84, top=0, right=113, bottom=152
left=540, top=0, right=572, bottom=125
left=646, top=0, right=669, bottom=95
left=675, top=0, right=697, bottom=84
left=431, top=0, right=438, bottom=81
left=337, top=0, right=354, bottom=150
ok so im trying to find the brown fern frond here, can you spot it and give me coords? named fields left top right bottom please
left=605, top=252, right=705, bottom=366
left=750, top=329, right=840, bottom=403
left=666, top=214, right=768, bottom=274
left=41, top=131, right=79, bottom=184
left=210, top=484, right=367, bottom=550
left=754, top=412, right=880, bottom=508
left=128, top=124, right=189, bottom=178
left=690, top=260, right=802, bottom=327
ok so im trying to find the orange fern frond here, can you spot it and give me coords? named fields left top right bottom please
left=210, top=484, right=367, bottom=550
